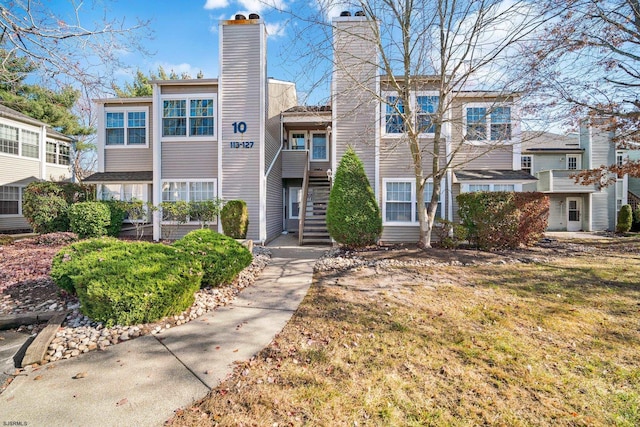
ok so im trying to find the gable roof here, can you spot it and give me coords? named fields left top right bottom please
left=0, top=104, right=73, bottom=142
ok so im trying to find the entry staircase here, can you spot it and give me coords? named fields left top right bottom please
left=299, top=173, right=332, bottom=245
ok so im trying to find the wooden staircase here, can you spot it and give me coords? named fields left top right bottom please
left=300, top=174, right=332, bottom=245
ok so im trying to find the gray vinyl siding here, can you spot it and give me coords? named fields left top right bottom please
left=592, top=188, right=616, bottom=231
left=333, top=19, right=378, bottom=187
left=282, top=150, right=307, bottom=178
left=454, top=144, right=514, bottom=170
left=104, top=101, right=153, bottom=172
left=161, top=85, right=217, bottom=95
left=0, top=156, right=40, bottom=183
left=530, top=154, right=570, bottom=173
left=266, top=155, right=283, bottom=241
left=546, top=194, right=569, bottom=231
left=220, top=22, right=265, bottom=241
left=0, top=216, right=30, bottom=231
left=629, top=177, right=640, bottom=196
left=265, top=81, right=296, bottom=170
left=161, top=141, right=217, bottom=179
left=381, top=226, right=419, bottom=243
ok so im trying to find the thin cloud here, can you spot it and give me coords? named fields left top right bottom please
left=266, top=22, right=286, bottom=38
left=204, top=0, right=230, bottom=9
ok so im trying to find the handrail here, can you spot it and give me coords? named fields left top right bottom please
left=298, top=151, right=310, bottom=245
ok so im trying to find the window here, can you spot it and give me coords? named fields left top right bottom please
left=616, top=151, right=625, bottom=167
left=464, top=104, right=513, bottom=142
left=383, top=179, right=444, bottom=224
left=416, top=95, right=438, bottom=134
left=468, top=184, right=491, bottom=192
left=289, top=187, right=301, bottom=219
left=189, top=99, right=214, bottom=136
left=46, top=141, right=57, bottom=163
left=162, top=98, right=215, bottom=138
left=0, top=186, right=20, bottom=215
left=463, top=183, right=518, bottom=193
left=161, top=180, right=217, bottom=223
left=21, top=130, right=39, bottom=158
left=567, top=155, right=578, bottom=170
left=311, top=133, right=328, bottom=161
left=385, top=96, right=405, bottom=134
left=106, top=109, right=147, bottom=146
left=494, top=184, right=515, bottom=191
left=58, top=144, right=70, bottom=165
left=521, top=155, right=532, bottom=174
left=0, top=123, right=19, bottom=155
left=289, top=133, right=306, bottom=150
left=99, top=184, right=146, bottom=202
left=189, top=181, right=215, bottom=201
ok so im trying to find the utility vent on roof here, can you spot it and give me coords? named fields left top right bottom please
left=249, top=13, right=260, bottom=19
left=235, top=14, right=246, bottom=20
left=355, top=11, right=365, bottom=16
left=340, top=11, right=351, bottom=16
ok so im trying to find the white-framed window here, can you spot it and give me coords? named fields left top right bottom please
left=311, top=132, right=328, bottom=161
left=521, top=155, right=532, bottom=174
left=289, top=187, right=301, bottom=219
left=289, top=132, right=306, bottom=150
left=45, top=141, right=71, bottom=165
left=99, top=183, right=147, bottom=202
left=463, top=104, right=513, bottom=143
left=0, top=123, right=19, bottom=155
left=0, top=185, right=21, bottom=216
left=567, top=155, right=579, bottom=170
left=105, top=107, right=148, bottom=146
left=162, top=96, right=216, bottom=138
left=21, top=130, right=39, bottom=159
left=382, top=92, right=440, bottom=136
left=616, top=151, right=625, bottom=168
left=462, top=183, right=518, bottom=193
left=382, top=178, right=444, bottom=224
left=161, top=179, right=218, bottom=223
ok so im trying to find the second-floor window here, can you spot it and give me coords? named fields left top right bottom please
left=385, top=96, right=405, bottom=134
left=384, top=93, right=440, bottom=135
left=416, top=95, right=438, bottom=133
left=0, top=123, right=19, bottom=155
left=46, top=141, right=71, bottom=165
left=162, top=98, right=215, bottom=138
left=106, top=109, right=147, bottom=146
left=21, top=130, right=39, bottom=159
left=465, top=105, right=512, bottom=142
left=521, top=155, right=532, bottom=174
left=567, top=155, right=578, bottom=170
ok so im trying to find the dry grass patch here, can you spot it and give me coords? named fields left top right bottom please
left=170, top=241, right=640, bottom=426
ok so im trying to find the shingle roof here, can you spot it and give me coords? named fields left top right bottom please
left=454, top=169, right=537, bottom=182
left=83, top=171, right=153, bottom=183
left=283, top=105, right=332, bottom=113
left=0, top=104, right=73, bottom=142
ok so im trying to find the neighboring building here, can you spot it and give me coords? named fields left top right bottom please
left=85, top=13, right=542, bottom=244
left=522, top=128, right=626, bottom=231
left=0, top=104, right=73, bottom=232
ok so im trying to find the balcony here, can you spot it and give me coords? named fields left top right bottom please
left=535, top=170, right=599, bottom=193
left=282, top=149, right=308, bottom=178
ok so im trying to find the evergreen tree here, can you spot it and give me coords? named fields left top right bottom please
left=326, top=147, right=382, bottom=248
left=112, top=66, right=202, bottom=98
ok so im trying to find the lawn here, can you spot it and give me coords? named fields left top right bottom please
left=170, top=238, right=640, bottom=426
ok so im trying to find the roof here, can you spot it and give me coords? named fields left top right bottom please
left=83, top=171, right=153, bottom=183
left=150, top=78, right=219, bottom=85
left=454, top=169, right=537, bottom=182
left=283, top=106, right=332, bottom=113
left=93, top=96, right=152, bottom=104
left=0, top=104, right=73, bottom=142
left=521, top=131, right=581, bottom=152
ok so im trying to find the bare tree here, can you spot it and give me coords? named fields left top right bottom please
left=528, top=0, right=640, bottom=182
left=284, top=0, right=552, bottom=247
left=0, top=0, right=151, bottom=91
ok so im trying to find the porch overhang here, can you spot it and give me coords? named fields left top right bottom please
left=453, top=169, right=537, bottom=184
left=83, top=171, right=153, bottom=184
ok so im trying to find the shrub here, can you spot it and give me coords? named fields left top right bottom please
left=68, top=202, right=111, bottom=238
left=22, top=181, right=69, bottom=233
left=33, top=232, right=78, bottom=246
left=457, top=192, right=549, bottom=250
left=52, top=239, right=203, bottom=326
left=160, top=201, right=190, bottom=240
left=190, top=199, right=223, bottom=228
left=433, top=218, right=467, bottom=249
left=326, top=147, right=382, bottom=248
left=121, top=200, right=157, bottom=240
left=221, top=200, right=249, bottom=239
left=616, top=204, right=633, bottom=233
left=101, top=201, right=127, bottom=237
left=51, top=237, right=122, bottom=294
left=0, top=235, right=14, bottom=246
left=173, top=229, right=252, bottom=287
left=59, top=182, right=94, bottom=204
left=632, top=207, right=640, bottom=232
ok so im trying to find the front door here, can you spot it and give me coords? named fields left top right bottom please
left=567, top=197, right=582, bottom=231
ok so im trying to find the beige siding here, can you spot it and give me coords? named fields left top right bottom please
left=104, top=101, right=154, bottom=172
left=282, top=150, right=307, bottom=178
left=161, top=141, right=217, bottom=179
left=161, top=85, right=217, bottom=95
left=45, top=164, right=71, bottom=181
left=266, top=81, right=296, bottom=170
left=0, top=216, right=30, bottom=231
left=220, top=22, right=265, bottom=241
left=0, top=156, right=40, bottom=184
left=381, top=226, right=419, bottom=243
left=453, top=144, right=513, bottom=169
left=333, top=19, right=378, bottom=187
left=266, top=155, right=283, bottom=241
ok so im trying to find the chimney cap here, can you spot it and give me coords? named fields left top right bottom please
left=340, top=11, right=351, bottom=16
left=235, top=14, right=247, bottom=20
left=249, top=13, right=260, bottom=19
left=354, top=10, right=365, bottom=16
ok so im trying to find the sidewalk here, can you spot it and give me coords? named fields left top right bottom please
left=0, top=235, right=326, bottom=427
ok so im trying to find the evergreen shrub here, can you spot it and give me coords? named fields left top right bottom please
left=326, top=147, right=382, bottom=248
left=616, top=204, right=633, bottom=233
left=220, top=200, right=249, bottom=238
left=102, top=201, right=127, bottom=237
left=22, top=181, right=69, bottom=233
left=68, top=201, right=111, bottom=238
left=632, top=207, right=640, bottom=232
left=173, top=229, right=252, bottom=287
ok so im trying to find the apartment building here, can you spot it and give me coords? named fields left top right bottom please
left=0, top=105, right=73, bottom=231
left=90, top=13, right=621, bottom=243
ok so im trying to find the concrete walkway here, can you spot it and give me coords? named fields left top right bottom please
left=0, top=235, right=326, bottom=426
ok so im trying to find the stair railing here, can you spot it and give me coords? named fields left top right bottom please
left=298, top=151, right=309, bottom=245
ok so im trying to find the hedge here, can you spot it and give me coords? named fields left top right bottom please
left=221, top=200, right=249, bottom=238
left=457, top=192, right=549, bottom=249
left=22, top=181, right=70, bottom=233
left=173, top=229, right=252, bottom=287
left=68, top=202, right=111, bottom=238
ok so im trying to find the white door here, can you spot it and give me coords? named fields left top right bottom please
left=567, top=197, right=582, bottom=231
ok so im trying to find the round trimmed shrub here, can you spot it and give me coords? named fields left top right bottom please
left=221, top=200, right=249, bottom=238
left=56, top=240, right=203, bottom=326
left=22, top=181, right=69, bottom=233
left=51, top=237, right=122, bottom=294
left=173, top=228, right=252, bottom=287
left=326, top=147, right=382, bottom=248
left=68, top=201, right=111, bottom=238
left=616, top=204, right=633, bottom=233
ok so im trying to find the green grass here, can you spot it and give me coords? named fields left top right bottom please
left=170, top=240, right=640, bottom=426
